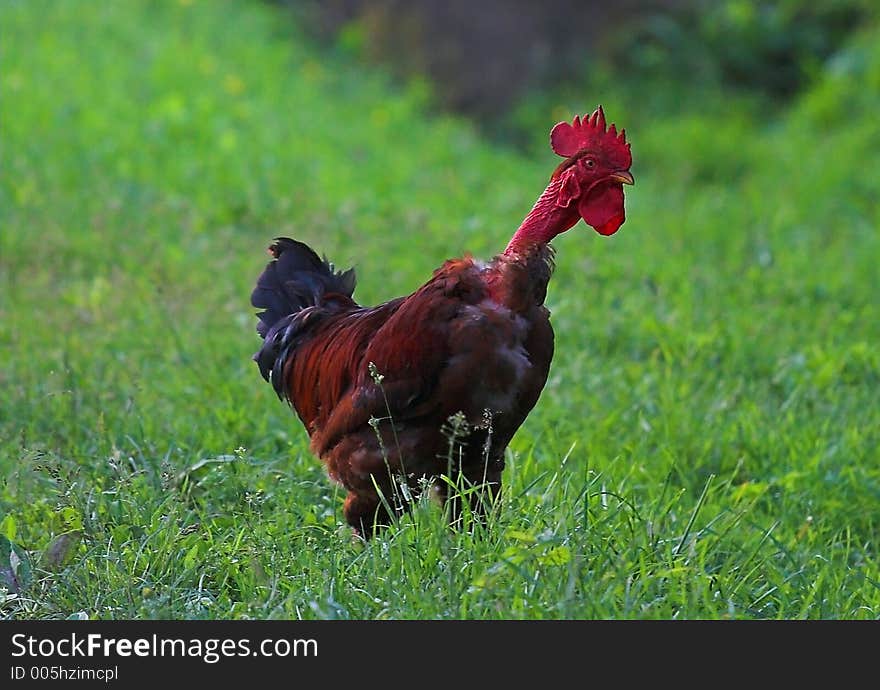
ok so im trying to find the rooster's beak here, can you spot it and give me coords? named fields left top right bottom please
left=609, top=171, right=635, bottom=185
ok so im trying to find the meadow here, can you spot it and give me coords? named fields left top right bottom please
left=1, top=0, right=878, bottom=619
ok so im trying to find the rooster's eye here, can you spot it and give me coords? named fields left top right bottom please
left=584, top=158, right=596, bottom=168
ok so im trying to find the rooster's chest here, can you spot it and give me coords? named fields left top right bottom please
left=443, top=297, right=550, bottom=420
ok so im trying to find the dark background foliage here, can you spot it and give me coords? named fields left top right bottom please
left=277, top=0, right=871, bottom=120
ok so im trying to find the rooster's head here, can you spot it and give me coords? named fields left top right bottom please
left=550, top=106, right=633, bottom=236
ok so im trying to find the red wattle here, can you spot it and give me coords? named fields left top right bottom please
left=578, top=183, right=626, bottom=236
left=594, top=213, right=625, bottom=236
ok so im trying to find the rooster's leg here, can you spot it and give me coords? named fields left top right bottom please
left=344, top=490, right=392, bottom=539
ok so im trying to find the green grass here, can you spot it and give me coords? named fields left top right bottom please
left=1, top=0, right=878, bottom=619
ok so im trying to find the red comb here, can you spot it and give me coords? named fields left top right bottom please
left=550, top=106, right=628, bottom=158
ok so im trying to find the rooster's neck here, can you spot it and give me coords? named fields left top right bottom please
left=504, top=177, right=580, bottom=257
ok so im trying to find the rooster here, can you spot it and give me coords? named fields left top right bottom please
left=252, top=107, right=633, bottom=537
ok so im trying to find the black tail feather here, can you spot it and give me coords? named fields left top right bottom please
left=251, top=237, right=356, bottom=395
left=251, top=237, right=356, bottom=338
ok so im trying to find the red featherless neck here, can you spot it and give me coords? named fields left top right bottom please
left=503, top=177, right=580, bottom=257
